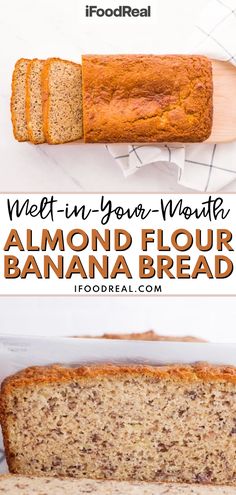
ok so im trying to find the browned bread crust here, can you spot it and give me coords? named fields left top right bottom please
left=82, top=54, right=213, bottom=143
left=42, top=57, right=83, bottom=144
left=11, top=58, right=30, bottom=142
left=1, top=363, right=236, bottom=394
left=97, top=330, right=206, bottom=342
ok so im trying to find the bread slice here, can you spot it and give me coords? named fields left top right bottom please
left=1, top=363, right=236, bottom=485
left=26, top=59, right=45, bottom=144
left=11, top=58, right=30, bottom=141
left=0, top=475, right=235, bottom=494
left=42, top=58, right=83, bottom=144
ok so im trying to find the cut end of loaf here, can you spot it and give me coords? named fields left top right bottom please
left=1, top=364, right=236, bottom=485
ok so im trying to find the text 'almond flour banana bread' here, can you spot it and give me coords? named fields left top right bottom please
left=11, top=58, right=30, bottom=141
left=82, top=54, right=213, bottom=143
left=26, top=59, right=45, bottom=144
left=0, top=476, right=235, bottom=495
left=42, top=58, right=83, bottom=144
left=1, top=364, right=236, bottom=485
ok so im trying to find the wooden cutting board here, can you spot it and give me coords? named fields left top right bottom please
left=208, top=60, right=236, bottom=143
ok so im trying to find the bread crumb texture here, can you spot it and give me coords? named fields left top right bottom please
left=1, top=364, right=236, bottom=485
left=82, top=55, right=213, bottom=143
left=0, top=475, right=235, bottom=494
left=42, top=58, right=83, bottom=144
left=11, top=59, right=30, bottom=141
left=26, top=59, right=45, bottom=144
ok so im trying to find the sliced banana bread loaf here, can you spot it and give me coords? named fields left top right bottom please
left=26, top=59, right=45, bottom=144
left=42, top=58, right=83, bottom=144
left=11, top=58, right=30, bottom=141
left=1, top=363, right=236, bottom=485
left=0, top=475, right=235, bottom=494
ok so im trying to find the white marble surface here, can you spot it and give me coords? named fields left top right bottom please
left=2, top=0, right=234, bottom=193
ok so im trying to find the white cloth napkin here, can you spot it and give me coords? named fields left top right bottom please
left=107, top=0, right=236, bottom=191
left=0, top=445, right=6, bottom=474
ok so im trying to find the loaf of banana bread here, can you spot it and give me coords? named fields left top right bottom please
left=1, top=363, right=236, bottom=485
left=82, top=55, right=213, bottom=143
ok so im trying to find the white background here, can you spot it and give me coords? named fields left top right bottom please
left=1, top=0, right=233, bottom=194
left=0, top=192, right=235, bottom=343
left=0, top=193, right=235, bottom=296
left=0, top=296, right=234, bottom=343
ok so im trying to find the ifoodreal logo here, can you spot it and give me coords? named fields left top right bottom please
left=85, top=5, right=151, bottom=17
